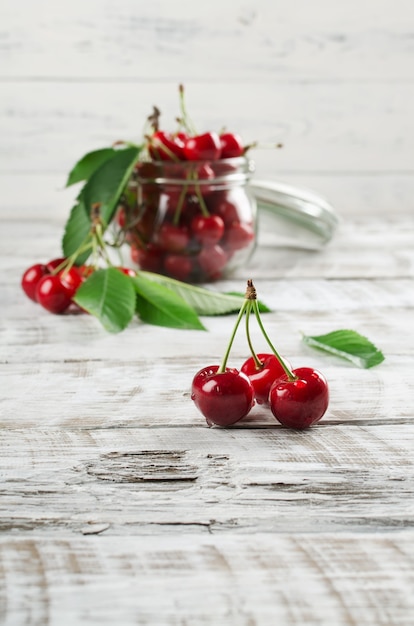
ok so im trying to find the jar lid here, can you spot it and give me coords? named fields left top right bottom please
left=249, top=179, right=339, bottom=250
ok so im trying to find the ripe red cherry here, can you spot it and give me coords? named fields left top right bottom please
left=224, top=221, right=255, bottom=251
left=46, top=257, right=67, bottom=273
left=157, top=223, right=190, bottom=253
left=36, top=275, right=72, bottom=314
left=191, top=365, right=255, bottom=427
left=184, top=132, right=221, bottom=161
left=198, top=244, right=228, bottom=279
left=131, top=244, right=163, bottom=273
left=163, top=254, right=193, bottom=281
left=219, top=132, right=244, bottom=158
left=21, top=263, right=49, bottom=301
left=148, top=130, right=186, bottom=161
left=191, top=214, right=225, bottom=245
left=59, top=266, right=84, bottom=298
left=241, top=353, right=290, bottom=405
left=269, top=367, right=329, bottom=429
left=118, top=267, right=137, bottom=277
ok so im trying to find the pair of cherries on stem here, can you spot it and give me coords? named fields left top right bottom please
left=191, top=280, right=329, bottom=429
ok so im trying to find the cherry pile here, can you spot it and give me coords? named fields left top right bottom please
left=21, top=258, right=135, bottom=314
left=119, top=87, right=256, bottom=283
left=191, top=280, right=329, bottom=429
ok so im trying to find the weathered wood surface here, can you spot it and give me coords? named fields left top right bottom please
left=1, top=0, right=414, bottom=624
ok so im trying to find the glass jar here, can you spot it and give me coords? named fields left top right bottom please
left=121, top=157, right=257, bottom=283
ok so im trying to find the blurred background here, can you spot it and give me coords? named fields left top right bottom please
left=1, top=0, right=413, bottom=222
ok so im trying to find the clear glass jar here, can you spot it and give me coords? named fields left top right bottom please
left=121, top=157, right=257, bottom=283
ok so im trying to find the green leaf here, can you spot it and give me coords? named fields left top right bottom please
left=62, top=146, right=141, bottom=261
left=133, top=274, right=206, bottom=330
left=82, top=146, right=141, bottom=226
left=138, top=272, right=270, bottom=316
left=66, top=148, right=119, bottom=187
left=62, top=198, right=92, bottom=264
left=73, top=268, right=136, bottom=333
left=302, top=329, right=385, bottom=369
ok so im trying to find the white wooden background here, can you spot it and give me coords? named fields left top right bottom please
left=1, top=1, right=414, bottom=625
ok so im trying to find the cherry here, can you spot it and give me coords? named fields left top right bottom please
left=46, top=257, right=67, bottom=273
left=191, top=365, right=254, bottom=427
left=269, top=367, right=329, bottom=429
left=59, top=266, right=84, bottom=298
left=36, top=274, right=72, bottom=314
left=241, top=353, right=291, bottom=405
left=131, top=244, right=163, bottom=273
left=156, top=223, right=190, bottom=253
left=21, top=263, right=49, bottom=302
left=118, top=267, right=137, bottom=277
left=148, top=130, right=186, bottom=161
left=224, top=221, right=255, bottom=252
left=183, top=132, right=221, bottom=161
left=163, top=254, right=193, bottom=281
left=198, top=244, right=228, bottom=279
left=219, top=132, right=244, bottom=158
left=191, top=214, right=225, bottom=245
left=210, top=195, right=239, bottom=225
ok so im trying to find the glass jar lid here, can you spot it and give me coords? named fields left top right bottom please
left=249, top=179, right=339, bottom=250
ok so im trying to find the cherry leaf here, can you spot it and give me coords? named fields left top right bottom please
left=73, top=268, right=136, bottom=333
left=133, top=274, right=206, bottom=330
left=62, top=146, right=141, bottom=261
left=81, top=146, right=141, bottom=226
left=61, top=199, right=92, bottom=264
left=302, top=329, right=385, bottom=368
left=66, top=147, right=120, bottom=187
left=138, top=271, right=270, bottom=316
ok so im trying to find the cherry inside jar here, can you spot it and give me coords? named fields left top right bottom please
left=122, top=157, right=257, bottom=283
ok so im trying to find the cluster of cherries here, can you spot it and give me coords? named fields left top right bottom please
left=21, top=257, right=135, bottom=314
left=118, top=88, right=256, bottom=283
left=191, top=281, right=329, bottom=429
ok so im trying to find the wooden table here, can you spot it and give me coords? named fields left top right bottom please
left=2, top=0, right=414, bottom=622
left=2, top=204, right=414, bottom=625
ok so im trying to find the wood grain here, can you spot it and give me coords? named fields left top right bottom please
left=1, top=1, right=414, bottom=624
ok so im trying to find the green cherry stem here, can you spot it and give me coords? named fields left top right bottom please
left=178, top=84, right=197, bottom=136
left=217, top=299, right=250, bottom=374
left=251, top=298, right=297, bottom=381
left=245, top=300, right=263, bottom=369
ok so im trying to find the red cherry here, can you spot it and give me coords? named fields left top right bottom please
left=219, top=132, right=244, bottom=158
left=59, top=266, right=84, bottom=298
left=210, top=196, right=239, bottom=225
left=198, top=244, right=228, bottom=280
left=118, top=267, right=137, bottom=277
left=191, top=214, right=225, bottom=245
left=46, top=257, right=67, bottom=273
left=269, top=367, right=329, bottom=429
left=191, top=365, right=255, bottom=427
left=224, top=221, right=255, bottom=251
left=163, top=254, right=193, bottom=281
left=131, top=244, right=163, bottom=273
left=36, top=275, right=72, bottom=314
left=21, top=263, right=49, bottom=302
left=148, top=130, right=186, bottom=161
left=241, top=353, right=291, bottom=405
left=184, top=132, right=221, bottom=161
left=156, top=223, right=190, bottom=253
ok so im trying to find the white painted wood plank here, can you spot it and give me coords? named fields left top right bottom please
left=0, top=82, right=413, bottom=176
left=0, top=0, right=413, bottom=81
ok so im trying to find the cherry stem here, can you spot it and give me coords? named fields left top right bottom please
left=245, top=300, right=263, bottom=369
left=178, top=84, right=197, bottom=136
left=251, top=299, right=296, bottom=381
left=217, top=299, right=250, bottom=374
left=173, top=183, right=190, bottom=226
